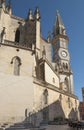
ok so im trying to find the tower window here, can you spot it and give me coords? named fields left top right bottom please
left=65, top=77, right=69, bottom=92
left=66, top=63, right=68, bottom=69
left=63, top=63, right=65, bottom=69
left=15, top=29, right=20, bottom=43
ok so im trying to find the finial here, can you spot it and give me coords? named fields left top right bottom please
left=47, top=31, right=51, bottom=43
left=42, top=46, right=46, bottom=58
left=56, top=10, right=59, bottom=14
left=7, top=0, right=12, bottom=14
left=34, top=7, right=40, bottom=20
left=28, top=9, right=33, bottom=20
left=1, top=0, right=6, bottom=10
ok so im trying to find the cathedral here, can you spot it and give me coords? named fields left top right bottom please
left=0, top=0, right=80, bottom=124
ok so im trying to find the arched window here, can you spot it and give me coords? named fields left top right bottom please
left=68, top=97, right=70, bottom=108
left=63, top=63, right=65, bottom=69
left=11, top=56, right=21, bottom=76
left=0, top=27, right=6, bottom=43
left=43, top=89, right=48, bottom=105
left=14, top=57, right=20, bottom=75
left=15, top=29, right=20, bottom=42
left=66, top=63, right=68, bottom=70
left=65, top=77, right=69, bottom=92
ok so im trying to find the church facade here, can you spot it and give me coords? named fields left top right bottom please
left=0, top=0, right=80, bottom=123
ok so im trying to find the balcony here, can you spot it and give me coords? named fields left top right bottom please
left=1, top=40, right=32, bottom=51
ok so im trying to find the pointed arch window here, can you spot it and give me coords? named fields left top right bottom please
left=43, top=89, right=48, bottom=105
left=66, top=63, right=68, bottom=70
left=11, top=56, right=21, bottom=76
left=15, top=29, right=20, bottom=43
left=14, top=58, right=20, bottom=75
left=65, top=77, right=69, bottom=92
left=63, top=63, right=65, bottom=69
left=68, top=97, right=71, bottom=108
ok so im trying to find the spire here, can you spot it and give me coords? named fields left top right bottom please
left=47, top=31, right=51, bottom=43
left=34, top=7, right=40, bottom=20
left=27, top=9, right=33, bottom=20
left=53, top=10, right=66, bottom=36
left=56, top=10, right=64, bottom=27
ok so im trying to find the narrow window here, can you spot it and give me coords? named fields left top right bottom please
left=66, top=63, right=68, bottom=70
left=14, top=57, right=21, bottom=75
left=68, top=97, right=70, bottom=108
left=63, top=63, right=65, bottom=69
left=39, top=64, right=45, bottom=81
left=65, top=77, right=69, bottom=92
left=43, top=89, right=48, bottom=105
left=15, top=29, right=20, bottom=42
left=11, top=57, right=21, bottom=76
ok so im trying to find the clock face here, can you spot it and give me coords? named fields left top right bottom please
left=61, top=51, right=67, bottom=57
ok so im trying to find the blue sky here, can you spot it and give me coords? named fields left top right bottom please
left=6, top=0, right=84, bottom=101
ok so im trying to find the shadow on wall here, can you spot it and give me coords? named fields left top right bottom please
left=26, top=100, right=79, bottom=126
left=5, top=100, right=79, bottom=129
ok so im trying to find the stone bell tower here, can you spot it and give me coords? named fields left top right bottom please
left=52, top=11, right=74, bottom=94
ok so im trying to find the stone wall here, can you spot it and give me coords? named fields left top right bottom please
left=45, top=62, right=59, bottom=87
left=0, top=9, right=25, bottom=43
left=33, top=81, right=80, bottom=123
left=0, top=44, right=34, bottom=123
